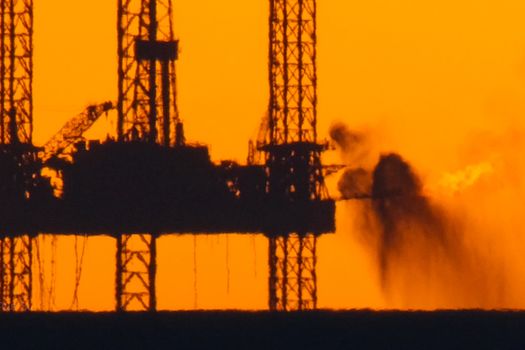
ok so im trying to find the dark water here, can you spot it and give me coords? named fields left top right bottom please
left=1, top=310, right=524, bottom=349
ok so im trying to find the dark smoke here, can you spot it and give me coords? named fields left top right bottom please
left=371, top=153, right=449, bottom=288
left=330, top=122, right=365, bottom=154
left=329, top=123, right=371, bottom=166
left=337, top=168, right=371, bottom=199
left=329, top=123, right=508, bottom=308
left=330, top=123, right=374, bottom=200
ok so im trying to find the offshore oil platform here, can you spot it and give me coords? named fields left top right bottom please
left=0, top=0, right=335, bottom=312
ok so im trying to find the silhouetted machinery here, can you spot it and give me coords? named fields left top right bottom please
left=0, top=0, right=335, bottom=312
left=47, top=140, right=333, bottom=235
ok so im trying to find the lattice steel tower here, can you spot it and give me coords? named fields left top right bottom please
left=0, top=0, right=34, bottom=312
left=116, top=0, right=179, bottom=311
left=262, top=0, right=327, bottom=311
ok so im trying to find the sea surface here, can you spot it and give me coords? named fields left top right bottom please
left=1, top=310, right=524, bottom=349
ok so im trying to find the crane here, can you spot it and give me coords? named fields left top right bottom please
left=247, top=112, right=269, bottom=165
left=41, top=101, right=115, bottom=164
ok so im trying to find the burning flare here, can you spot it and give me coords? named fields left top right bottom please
left=439, top=162, right=494, bottom=195
left=330, top=123, right=524, bottom=309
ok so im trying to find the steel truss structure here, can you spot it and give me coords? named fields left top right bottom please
left=116, top=0, right=178, bottom=311
left=0, top=0, right=33, bottom=145
left=267, top=0, right=317, bottom=145
left=265, top=0, right=325, bottom=311
left=0, top=236, right=32, bottom=311
left=42, top=102, right=115, bottom=162
left=269, top=233, right=317, bottom=310
left=0, top=0, right=34, bottom=312
left=116, top=234, right=157, bottom=311
left=117, top=0, right=179, bottom=146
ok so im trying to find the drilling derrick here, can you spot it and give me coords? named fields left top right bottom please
left=116, top=0, right=179, bottom=311
left=0, top=0, right=34, bottom=312
left=263, top=0, right=326, bottom=311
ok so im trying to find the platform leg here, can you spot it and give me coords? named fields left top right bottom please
left=268, top=233, right=317, bottom=311
left=116, top=234, right=157, bottom=312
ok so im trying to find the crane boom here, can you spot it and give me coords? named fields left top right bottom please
left=247, top=112, right=269, bottom=165
left=42, top=101, right=115, bottom=162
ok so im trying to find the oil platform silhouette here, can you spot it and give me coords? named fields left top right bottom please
left=0, top=0, right=335, bottom=312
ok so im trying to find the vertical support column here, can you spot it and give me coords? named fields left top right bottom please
left=115, top=0, right=178, bottom=312
left=266, top=0, right=324, bottom=311
left=161, top=61, right=171, bottom=147
left=0, top=238, right=6, bottom=311
left=149, top=234, right=157, bottom=311
left=268, top=237, right=277, bottom=309
left=268, top=0, right=317, bottom=145
left=268, top=233, right=317, bottom=311
left=115, top=234, right=157, bottom=312
left=115, top=234, right=123, bottom=311
left=147, top=0, right=158, bottom=143
left=0, top=236, right=32, bottom=312
left=0, top=0, right=6, bottom=144
left=0, top=0, right=34, bottom=313
left=11, top=236, right=32, bottom=311
left=117, top=0, right=179, bottom=144
left=0, top=0, right=33, bottom=144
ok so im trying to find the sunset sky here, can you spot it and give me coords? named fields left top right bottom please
left=30, top=1, right=525, bottom=311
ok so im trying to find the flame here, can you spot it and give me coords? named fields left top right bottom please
left=438, top=161, right=494, bottom=195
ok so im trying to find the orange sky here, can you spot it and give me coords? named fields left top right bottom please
left=30, top=1, right=525, bottom=311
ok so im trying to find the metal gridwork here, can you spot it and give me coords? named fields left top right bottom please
left=268, top=0, right=317, bottom=145
left=0, top=0, right=33, bottom=145
left=0, top=236, right=32, bottom=311
left=265, top=0, right=324, bottom=311
left=42, top=102, right=115, bottom=162
left=116, top=0, right=179, bottom=312
left=116, top=234, right=157, bottom=311
left=0, top=0, right=34, bottom=313
left=117, top=0, right=179, bottom=146
left=269, top=233, right=317, bottom=311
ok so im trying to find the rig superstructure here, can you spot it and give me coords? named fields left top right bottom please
left=0, top=0, right=335, bottom=312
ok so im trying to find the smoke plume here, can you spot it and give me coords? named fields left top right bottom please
left=330, top=123, right=523, bottom=309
